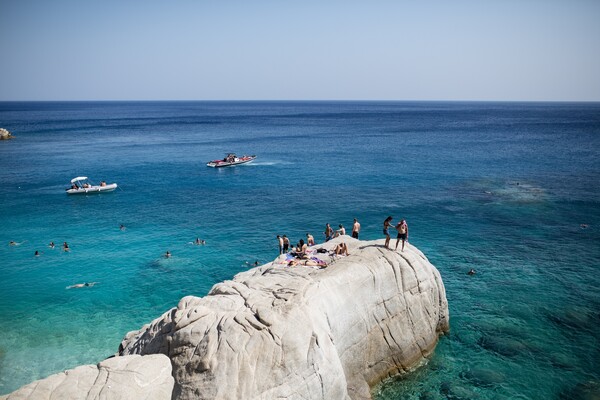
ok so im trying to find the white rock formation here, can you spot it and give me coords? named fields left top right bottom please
left=1, top=354, right=174, bottom=400
left=119, top=237, right=449, bottom=399
left=0, top=128, right=13, bottom=140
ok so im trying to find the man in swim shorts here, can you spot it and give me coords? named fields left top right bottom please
left=324, top=223, right=333, bottom=242
left=352, top=218, right=360, bottom=239
left=282, top=235, right=290, bottom=253
left=395, top=219, right=408, bottom=251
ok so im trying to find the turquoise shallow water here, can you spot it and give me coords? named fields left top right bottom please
left=0, top=101, right=599, bottom=398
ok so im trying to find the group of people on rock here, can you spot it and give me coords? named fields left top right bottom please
left=383, top=216, right=409, bottom=251
left=276, top=216, right=409, bottom=257
left=323, top=219, right=361, bottom=242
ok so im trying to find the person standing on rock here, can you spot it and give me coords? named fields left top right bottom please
left=395, top=219, right=408, bottom=251
left=383, top=216, right=393, bottom=249
left=277, top=235, right=283, bottom=254
left=324, top=223, right=333, bottom=242
left=352, top=218, right=360, bottom=239
left=282, top=235, right=290, bottom=253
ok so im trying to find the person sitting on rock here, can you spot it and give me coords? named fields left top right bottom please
left=295, top=239, right=308, bottom=258
left=335, top=224, right=346, bottom=237
left=334, top=242, right=350, bottom=256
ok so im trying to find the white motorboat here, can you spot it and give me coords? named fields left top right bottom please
left=206, top=154, right=256, bottom=168
left=66, top=176, right=117, bottom=195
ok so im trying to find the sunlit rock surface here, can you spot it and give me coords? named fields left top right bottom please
left=1, top=354, right=173, bottom=400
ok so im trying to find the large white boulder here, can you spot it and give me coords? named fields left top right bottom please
left=120, top=238, right=449, bottom=399
left=1, top=354, right=174, bottom=400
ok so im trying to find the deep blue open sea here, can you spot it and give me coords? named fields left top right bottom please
left=0, top=101, right=599, bottom=398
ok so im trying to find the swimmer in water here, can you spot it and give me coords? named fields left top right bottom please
left=63, top=242, right=70, bottom=251
left=467, top=268, right=476, bottom=276
left=9, top=241, right=26, bottom=246
left=66, top=282, right=98, bottom=289
left=165, top=251, right=171, bottom=258
left=35, top=250, right=40, bottom=257
left=120, top=224, right=126, bottom=231
left=49, top=241, right=55, bottom=249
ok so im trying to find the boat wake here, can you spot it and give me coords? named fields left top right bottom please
left=247, top=160, right=293, bottom=166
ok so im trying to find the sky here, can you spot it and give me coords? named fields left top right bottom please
left=1, top=0, right=599, bottom=101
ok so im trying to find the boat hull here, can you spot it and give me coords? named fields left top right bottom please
left=206, top=156, right=256, bottom=168
left=66, top=183, right=118, bottom=195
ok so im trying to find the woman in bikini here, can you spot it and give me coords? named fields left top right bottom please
left=383, top=216, right=393, bottom=249
left=296, top=239, right=308, bottom=258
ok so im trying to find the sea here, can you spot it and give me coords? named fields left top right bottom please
left=0, top=101, right=599, bottom=399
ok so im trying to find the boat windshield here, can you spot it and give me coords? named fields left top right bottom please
left=70, top=177, right=94, bottom=188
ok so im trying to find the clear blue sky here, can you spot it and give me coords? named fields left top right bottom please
left=1, top=0, right=599, bottom=101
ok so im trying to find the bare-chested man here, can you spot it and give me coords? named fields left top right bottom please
left=282, top=235, right=290, bottom=253
left=395, top=219, right=409, bottom=251
left=352, top=218, right=360, bottom=239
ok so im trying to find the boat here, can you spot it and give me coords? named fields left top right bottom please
left=206, top=154, right=256, bottom=168
left=66, top=176, right=118, bottom=195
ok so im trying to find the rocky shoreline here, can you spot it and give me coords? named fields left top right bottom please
left=2, top=237, right=449, bottom=400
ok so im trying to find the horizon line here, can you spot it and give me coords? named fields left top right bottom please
left=1, top=99, right=600, bottom=104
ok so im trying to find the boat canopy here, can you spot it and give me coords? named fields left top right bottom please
left=71, top=176, right=88, bottom=183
